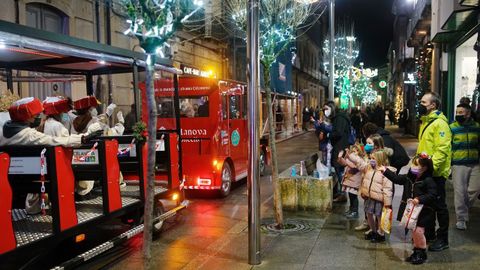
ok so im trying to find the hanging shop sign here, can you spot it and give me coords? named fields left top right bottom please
left=180, top=64, right=214, bottom=78
left=404, top=73, right=417, bottom=84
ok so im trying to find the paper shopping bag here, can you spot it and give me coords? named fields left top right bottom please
left=380, top=207, right=393, bottom=234
left=400, top=199, right=424, bottom=230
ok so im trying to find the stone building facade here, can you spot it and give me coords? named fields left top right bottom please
left=0, top=0, right=327, bottom=129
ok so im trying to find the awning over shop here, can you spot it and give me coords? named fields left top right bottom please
left=460, top=0, right=480, bottom=7
left=441, top=8, right=478, bottom=31
left=432, top=6, right=479, bottom=44
left=431, top=30, right=467, bottom=43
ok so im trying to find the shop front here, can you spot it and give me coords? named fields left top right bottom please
left=454, top=33, right=478, bottom=107
left=431, top=1, right=480, bottom=119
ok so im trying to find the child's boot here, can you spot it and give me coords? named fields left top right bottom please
left=410, top=248, right=427, bottom=265
left=405, top=248, right=420, bottom=262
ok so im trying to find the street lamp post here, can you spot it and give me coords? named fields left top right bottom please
left=329, top=0, right=335, bottom=101
left=247, top=0, right=261, bottom=265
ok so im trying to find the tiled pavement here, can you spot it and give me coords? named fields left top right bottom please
left=107, top=125, right=480, bottom=270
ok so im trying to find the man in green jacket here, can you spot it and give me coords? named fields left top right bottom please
left=417, top=92, right=452, bottom=251
left=449, top=103, right=480, bottom=231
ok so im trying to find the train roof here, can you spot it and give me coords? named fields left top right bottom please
left=0, top=19, right=178, bottom=75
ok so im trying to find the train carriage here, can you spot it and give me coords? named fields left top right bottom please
left=0, top=20, right=185, bottom=269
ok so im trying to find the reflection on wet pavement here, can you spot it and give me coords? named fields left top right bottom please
left=105, top=128, right=480, bottom=270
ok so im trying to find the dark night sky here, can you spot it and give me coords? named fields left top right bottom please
left=335, top=0, right=395, bottom=68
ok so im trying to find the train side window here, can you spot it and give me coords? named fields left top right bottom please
left=229, top=95, right=241, bottom=120
left=222, top=95, right=228, bottom=120
left=242, top=93, right=247, bottom=119
left=156, top=97, right=174, bottom=118
left=178, top=96, right=209, bottom=118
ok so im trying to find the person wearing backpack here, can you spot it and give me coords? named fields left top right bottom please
left=362, top=122, right=410, bottom=172
left=327, top=101, right=351, bottom=202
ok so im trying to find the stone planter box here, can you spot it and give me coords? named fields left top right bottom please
left=279, top=164, right=333, bottom=212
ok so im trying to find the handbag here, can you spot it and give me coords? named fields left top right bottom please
left=400, top=199, right=424, bottom=230
left=380, top=207, right=393, bottom=234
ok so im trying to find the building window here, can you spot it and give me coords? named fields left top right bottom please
left=26, top=3, right=70, bottom=99
left=26, top=3, right=69, bottom=34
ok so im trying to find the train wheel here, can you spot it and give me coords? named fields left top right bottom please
left=219, top=162, right=232, bottom=197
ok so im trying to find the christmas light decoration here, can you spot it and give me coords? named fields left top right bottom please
left=226, top=0, right=325, bottom=228
left=415, top=47, right=432, bottom=116
left=394, top=85, right=403, bottom=121
left=322, top=24, right=360, bottom=107
left=379, top=80, right=387, bottom=89
left=227, top=0, right=318, bottom=69
left=123, top=0, right=202, bottom=56
left=351, top=69, right=377, bottom=106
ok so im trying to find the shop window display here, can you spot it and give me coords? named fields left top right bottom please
left=455, top=34, right=477, bottom=105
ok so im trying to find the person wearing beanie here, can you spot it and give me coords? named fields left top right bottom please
left=0, top=97, right=102, bottom=214
left=71, top=96, right=101, bottom=135
left=0, top=97, right=100, bottom=147
left=71, top=96, right=126, bottom=196
left=39, top=97, right=77, bottom=136
left=72, top=96, right=124, bottom=136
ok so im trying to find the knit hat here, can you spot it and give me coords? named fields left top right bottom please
left=43, top=96, right=70, bottom=115
left=74, top=96, right=101, bottom=110
left=8, top=97, right=43, bottom=122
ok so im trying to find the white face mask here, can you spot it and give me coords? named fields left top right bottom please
left=324, top=109, right=331, bottom=117
left=89, top=107, right=98, bottom=117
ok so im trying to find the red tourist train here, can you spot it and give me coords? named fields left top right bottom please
left=140, top=76, right=270, bottom=197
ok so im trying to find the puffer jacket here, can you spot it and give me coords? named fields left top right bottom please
left=450, top=119, right=480, bottom=165
left=360, top=167, right=396, bottom=206
left=339, top=152, right=365, bottom=190
left=418, top=110, right=452, bottom=178
left=349, top=153, right=395, bottom=205
left=383, top=168, right=437, bottom=221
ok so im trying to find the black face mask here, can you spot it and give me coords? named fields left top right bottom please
left=418, top=105, right=428, bottom=116
left=30, top=117, right=41, bottom=128
left=455, top=115, right=467, bottom=124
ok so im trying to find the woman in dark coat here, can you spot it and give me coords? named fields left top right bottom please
left=379, top=153, right=437, bottom=265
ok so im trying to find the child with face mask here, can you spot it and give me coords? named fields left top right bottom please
left=357, top=150, right=395, bottom=243
left=364, top=134, right=391, bottom=156
left=337, top=143, right=367, bottom=219
left=355, top=134, right=393, bottom=232
left=379, top=153, right=436, bottom=265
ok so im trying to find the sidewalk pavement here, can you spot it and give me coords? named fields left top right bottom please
left=109, top=126, right=480, bottom=270
left=271, top=128, right=311, bottom=144
left=256, top=124, right=480, bottom=270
